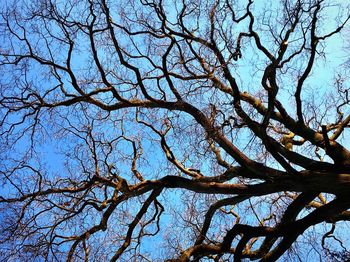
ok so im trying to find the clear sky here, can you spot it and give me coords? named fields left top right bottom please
left=0, top=0, right=349, bottom=261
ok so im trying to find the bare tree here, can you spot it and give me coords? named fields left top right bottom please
left=1, top=0, right=350, bottom=261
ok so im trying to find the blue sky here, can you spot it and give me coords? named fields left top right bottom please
left=0, top=0, right=350, bottom=261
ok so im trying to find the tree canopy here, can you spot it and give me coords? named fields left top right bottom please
left=0, top=0, right=350, bottom=261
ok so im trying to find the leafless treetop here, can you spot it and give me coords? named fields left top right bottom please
left=0, top=0, right=350, bottom=261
